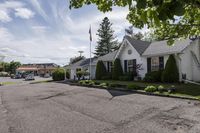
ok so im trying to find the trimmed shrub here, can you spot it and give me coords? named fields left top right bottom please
left=52, top=69, right=65, bottom=81
left=157, top=85, right=166, bottom=93
left=112, top=58, right=123, bottom=80
left=168, top=85, right=176, bottom=93
left=162, top=55, right=179, bottom=83
left=127, top=84, right=141, bottom=90
left=79, top=80, right=85, bottom=85
left=66, top=70, right=70, bottom=79
left=144, top=70, right=163, bottom=82
left=76, top=71, right=89, bottom=80
left=119, top=76, right=131, bottom=81
left=0, top=72, right=9, bottom=77
left=144, top=85, right=157, bottom=92
left=95, top=60, right=107, bottom=80
left=99, top=83, right=108, bottom=88
left=79, top=80, right=95, bottom=86
left=101, top=73, right=112, bottom=80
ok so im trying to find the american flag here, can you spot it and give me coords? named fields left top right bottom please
left=89, top=25, right=92, bottom=42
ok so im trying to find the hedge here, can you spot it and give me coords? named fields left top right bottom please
left=95, top=60, right=107, bottom=80
left=162, top=55, right=179, bottom=83
left=52, top=69, right=65, bottom=81
left=112, top=58, right=123, bottom=80
left=144, top=70, right=163, bottom=82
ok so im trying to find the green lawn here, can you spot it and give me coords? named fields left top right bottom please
left=30, top=80, right=53, bottom=84
left=1, top=82, right=18, bottom=85
left=94, top=80, right=200, bottom=99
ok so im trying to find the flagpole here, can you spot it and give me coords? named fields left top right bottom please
left=89, top=25, right=92, bottom=80
left=89, top=40, right=92, bottom=80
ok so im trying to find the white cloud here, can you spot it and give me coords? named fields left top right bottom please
left=0, top=10, right=12, bottom=22
left=0, top=27, right=13, bottom=41
left=0, top=1, right=34, bottom=22
left=29, top=0, right=49, bottom=21
left=0, top=1, right=24, bottom=9
left=15, top=8, right=35, bottom=19
left=0, top=1, right=148, bottom=65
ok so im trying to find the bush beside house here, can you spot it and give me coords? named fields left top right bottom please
left=112, top=58, right=123, bottom=80
left=144, top=70, right=163, bottom=82
left=76, top=70, right=89, bottom=80
left=52, top=68, right=65, bottom=81
left=162, top=55, right=179, bottom=83
left=66, top=70, right=70, bottom=79
left=95, top=60, right=107, bottom=80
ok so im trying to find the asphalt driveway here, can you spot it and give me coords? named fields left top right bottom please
left=0, top=76, right=52, bottom=85
left=0, top=82, right=200, bottom=133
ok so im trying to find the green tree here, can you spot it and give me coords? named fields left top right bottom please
left=52, top=68, right=65, bottom=81
left=125, top=26, right=144, bottom=40
left=94, top=17, right=118, bottom=57
left=162, top=55, right=179, bottom=83
left=1, top=62, right=10, bottom=72
left=133, top=32, right=144, bottom=40
left=9, top=61, right=21, bottom=74
left=70, top=0, right=200, bottom=45
left=95, top=60, right=107, bottom=80
left=112, top=58, right=123, bottom=80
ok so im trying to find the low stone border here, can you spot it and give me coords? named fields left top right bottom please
left=67, top=82, right=200, bottom=101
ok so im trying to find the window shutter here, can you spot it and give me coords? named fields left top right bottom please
left=159, top=56, right=164, bottom=70
left=124, top=60, right=127, bottom=73
left=147, top=58, right=151, bottom=73
left=107, top=62, right=110, bottom=72
left=133, top=59, right=137, bottom=76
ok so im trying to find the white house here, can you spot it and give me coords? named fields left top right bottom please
left=67, top=58, right=97, bottom=80
left=68, top=36, right=200, bottom=82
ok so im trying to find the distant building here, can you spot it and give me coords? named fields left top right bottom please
left=16, top=63, right=59, bottom=76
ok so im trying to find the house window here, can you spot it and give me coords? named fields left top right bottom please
left=128, top=60, right=134, bottom=72
left=151, top=57, right=159, bottom=71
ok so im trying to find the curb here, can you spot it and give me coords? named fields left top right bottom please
left=67, top=83, right=200, bottom=101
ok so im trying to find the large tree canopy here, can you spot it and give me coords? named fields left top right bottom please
left=95, top=17, right=118, bottom=57
left=70, top=0, right=200, bottom=45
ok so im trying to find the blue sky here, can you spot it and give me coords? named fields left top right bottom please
left=0, top=0, right=144, bottom=65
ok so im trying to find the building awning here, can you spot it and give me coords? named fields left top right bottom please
left=17, top=67, right=38, bottom=71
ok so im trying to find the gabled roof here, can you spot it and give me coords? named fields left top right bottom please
left=79, top=58, right=96, bottom=66
left=124, top=35, right=151, bottom=55
left=142, top=39, right=191, bottom=56
left=69, top=59, right=85, bottom=68
left=97, top=51, right=118, bottom=61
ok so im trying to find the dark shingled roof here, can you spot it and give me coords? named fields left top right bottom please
left=80, top=58, right=96, bottom=66
left=124, top=35, right=151, bottom=55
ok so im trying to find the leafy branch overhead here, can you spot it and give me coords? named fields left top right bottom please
left=70, top=0, right=200, bottom=45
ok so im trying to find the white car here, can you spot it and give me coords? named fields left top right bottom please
left=44, top=73, right=50, bottom=78
left=25, top=74, right=35, bottom=81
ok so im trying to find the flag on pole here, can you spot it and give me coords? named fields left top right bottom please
left=89, top=25, right=92, bottom=42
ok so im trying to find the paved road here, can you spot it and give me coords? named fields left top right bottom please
left=0, top=82, right=200, bottom=133
left=0, top=77, right=52, bottom=85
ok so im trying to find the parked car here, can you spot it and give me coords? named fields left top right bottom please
left=10, top=74, right=15, bottom=79
left=22, top=73, right=28, bottom=78
left=25, top=74, right=35, bottom=81
left=15, top=74, right=22, bottom=79
left=44, top=73, right=50, bottom=78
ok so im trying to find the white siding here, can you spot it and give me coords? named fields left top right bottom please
left=180, top=40, right=200, bottom=81
left=117, top=40, right=146, bottom=78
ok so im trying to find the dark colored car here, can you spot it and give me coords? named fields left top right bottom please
left=15, top=74, right=22, bottom=79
